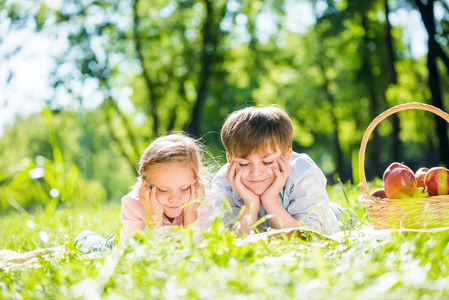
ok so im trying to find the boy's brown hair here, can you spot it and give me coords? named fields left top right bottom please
left=221, top=106, right=293, bottom=158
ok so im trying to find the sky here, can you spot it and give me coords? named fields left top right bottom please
left=0, top=1, right=433, bottom=136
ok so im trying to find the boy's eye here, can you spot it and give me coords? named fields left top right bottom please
left=238, top=163, right=249, bottom=167
left=263, top=161, right=274, bottom=165
left=157, top=188, right=168, bottom=193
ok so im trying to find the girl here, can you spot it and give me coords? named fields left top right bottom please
left=75, top=133, right=216, bottom=253
left=121, top=133, right=216, bottom=235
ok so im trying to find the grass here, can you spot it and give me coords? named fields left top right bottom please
left=2, top=183, right=449, bottom=299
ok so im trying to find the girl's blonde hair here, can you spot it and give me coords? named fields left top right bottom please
left=135, top=133, right=210, bottom=188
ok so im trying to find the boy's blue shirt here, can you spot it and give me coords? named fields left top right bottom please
left=212, top=151, right=339, bottom=235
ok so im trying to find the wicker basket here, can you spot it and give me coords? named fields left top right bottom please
left=358, top=102, right=449, bottom=230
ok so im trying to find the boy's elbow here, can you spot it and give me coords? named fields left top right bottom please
left=292, top=214, right=326, bottom=234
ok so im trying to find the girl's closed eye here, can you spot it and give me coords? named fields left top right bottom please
left=157, top=187, right=168, bottom=193
left=263, top=161, right=274, bottom=165
left=180, top=186, right=191, bottom=192
left=238, top=163, right=249, bottom=167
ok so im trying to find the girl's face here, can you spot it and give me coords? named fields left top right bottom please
left=143, top=163, right=196, bottom=219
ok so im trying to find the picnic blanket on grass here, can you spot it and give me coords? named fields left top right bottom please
left=3, top=226, right=449, bottom=271
left=0, top=245, right=66, bottom=272
left=231, top=226, right=449, bottom=245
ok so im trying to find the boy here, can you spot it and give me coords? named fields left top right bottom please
left=212, top=106, right=340, bottom=235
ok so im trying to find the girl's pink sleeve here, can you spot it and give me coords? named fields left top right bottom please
left=120, top=190, right=146, bottom=233
left=195, top=190, right=217, bottom=231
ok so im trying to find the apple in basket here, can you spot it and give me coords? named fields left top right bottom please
left=424, top=167, right=449, bottom=195
left=384, top=163, right=417, bottom=198
left=412, top=187, right=430, bottom=198
left=415, top=167, right=429, bottom=189
left=383, top=162, right=414, bottom=183
left=370, top=188, right=387, bottom=200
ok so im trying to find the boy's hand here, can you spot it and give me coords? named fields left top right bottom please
left=227, top=161, right=261, bottom=234
left=139, top=186, right=164, bottom=227
left=261, top=155, right=291, bottom=207
left=183, top=181, right=205, bottom=226
left=226, top=161, right=260, bottom=207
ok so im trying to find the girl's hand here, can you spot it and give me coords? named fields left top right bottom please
left=226, top=161, right=260, bottom=207
left=183, top=181, right=205, bottom=226
left=261, top=155, right=291, bottom=207
left=139, top=186, right=164, bottom=228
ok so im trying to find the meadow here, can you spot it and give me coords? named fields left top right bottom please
left=2, top=182, right=449, bottom=299
left=2, top=0, right=449, bottom=297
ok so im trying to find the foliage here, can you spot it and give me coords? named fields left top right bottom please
left=1, top=0, right=448, bottom=187
left=0, top=106, right=113, bottom=212
left=0, top=107, right=136, bottom=209
left=2, top=185, right=449, bottom=299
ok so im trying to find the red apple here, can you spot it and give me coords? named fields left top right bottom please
left=424, top=167, right=449, bottom=195
left=384, top=167, right=417, bottom=198
left=383, top=162, right=414, bottom=183
left=371, top=188, right=388, bottom=200
left=415, top=167, right=429, bottom=188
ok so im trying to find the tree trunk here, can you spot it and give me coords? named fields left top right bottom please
left=361, top=14, right=382, bottom=177
left=106, top=96, right=140, bottom=160
left=384, top=0, right=402, bottom=162
left=329, top=95, right=347, bottom=182
left=317, top=62, right=347, bottom=182
left=184, top=0, right=214, bottom=137
left=133, top=0, right=158, bottom=136
left=167, top=106, right=177, bottom=133
left=247, top=4, right=264, bottom=90
left=415, top=0, right=449, bottom=166
left=416, top=0, right=449, bottom=73
left=184, top=0, right=228, bottom=137
left=104, top=101, right=136, bottom=172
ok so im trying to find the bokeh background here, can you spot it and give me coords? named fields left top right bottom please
left=0, top=0, right=448, bottom=212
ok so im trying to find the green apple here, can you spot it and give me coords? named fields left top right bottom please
left=412, top=187, right=430, bottom=198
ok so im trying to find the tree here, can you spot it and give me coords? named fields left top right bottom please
left=384, top=0, right=402, bottom=162
left=414, top=0, right=449, bottom=166
left=1, top=0, right=447, bottom=186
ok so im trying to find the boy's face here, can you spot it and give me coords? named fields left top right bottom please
left=227, top=147, right=292, bottom=196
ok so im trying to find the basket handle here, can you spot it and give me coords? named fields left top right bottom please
left=359, top=102, right=449, bottom=199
